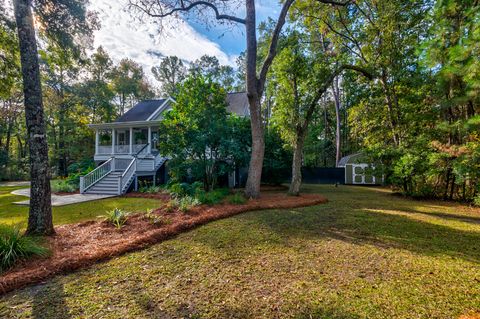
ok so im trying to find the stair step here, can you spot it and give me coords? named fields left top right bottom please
left=95, top=181, right=119, bottom=186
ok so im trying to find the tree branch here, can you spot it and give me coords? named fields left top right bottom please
left=129, top=0, right=246, bottom=24
left=301, top=64, right=373, bottom=131
left=257, top=0, right=294, bottom=94
left=257, top=0, right=353, bottom=94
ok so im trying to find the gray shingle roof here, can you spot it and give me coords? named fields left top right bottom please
left=115, top=93, right=249, bottom=123
left=115, top=99, right=166, bottom=122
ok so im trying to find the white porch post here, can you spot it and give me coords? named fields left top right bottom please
left=147, top=126, right=152, bottom=154
left=129, top=127, right=133, bottom=154
left=95, top=129, right=99, bottom=154
left=111, top=128, right=116, bottom=154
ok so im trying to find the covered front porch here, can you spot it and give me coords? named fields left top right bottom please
left=89, top=121, right=160, bottom=161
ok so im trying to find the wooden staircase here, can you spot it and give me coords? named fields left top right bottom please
left=84, top=171, right=126, bottom=195
left=80, top=154, right=167, bottom=195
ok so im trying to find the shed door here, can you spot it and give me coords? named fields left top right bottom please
left=352, top=164, right=376, bottom=185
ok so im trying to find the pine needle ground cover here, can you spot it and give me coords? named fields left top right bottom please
left=0, top=192, right=327, bottom=294
left=1, top=185, right=479, bottom=318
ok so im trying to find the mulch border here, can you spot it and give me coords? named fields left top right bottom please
left=0, top=192, right=327, bottom=295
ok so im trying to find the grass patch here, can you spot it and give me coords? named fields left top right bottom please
left=0, top=185, right=161, bottom=226
left=0, top=185, right=479, bottom=318
left=0, top=224, right=49, bottom=272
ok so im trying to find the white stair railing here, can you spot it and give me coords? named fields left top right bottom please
left=80, top=157, right=113, bottom=193
left=118, top=158, right=136, bottom=194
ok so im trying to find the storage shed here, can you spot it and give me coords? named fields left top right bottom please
left=338, top=153, right=384, bottom=185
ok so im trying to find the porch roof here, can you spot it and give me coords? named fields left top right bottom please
left=87, top=120, right=160, bottom=129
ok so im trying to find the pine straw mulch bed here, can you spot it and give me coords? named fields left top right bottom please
left=0, top=191, right=327, bottom=295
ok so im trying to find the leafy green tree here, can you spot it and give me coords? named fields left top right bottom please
left=77, top=46, right=116, bottom=123
left=189, top=55, right=238, bottom=91
left=269, top=29, right=371, bottom=195
left=158, top=75, right=246, bottom=191
left=151, top=55, right=187, bottom=96
left=112, top=58, right=155, bottom=114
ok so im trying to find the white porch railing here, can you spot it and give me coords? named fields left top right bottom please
left=97, top=146, right=112, bottom=154
left=80, top=157, right=113, bottom=193
left=96, top=144, right=149, bottom=155
left=118, top=158, right=136, bottom=194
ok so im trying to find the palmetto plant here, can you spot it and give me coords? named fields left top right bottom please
left=104, top=208, right=130, bottom=229
left=0, top=224, right=50, bottom=272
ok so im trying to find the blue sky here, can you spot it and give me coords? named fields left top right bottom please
left=90, top=0, right=281, bottom=79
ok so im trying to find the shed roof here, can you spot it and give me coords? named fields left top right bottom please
left=338, top=153, right=364, bottom=167
left=115, top=99, right=167, bottom=123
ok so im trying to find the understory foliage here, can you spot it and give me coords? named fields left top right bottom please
left=166, top=181, right=233, bottom=208
left=282, top=0, right=480, bottom=201
left=0, top=224, right=49, bottom=271
left=104, top=208, right=130, bottom=229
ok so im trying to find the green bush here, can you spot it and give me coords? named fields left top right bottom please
left=227, top=193, right=247, bottom=205
left=167, top=181, right=202, bottom=198
left=196, top=188, right=230, bottom=205
left=51, top=179, right=77, bottom=193
left=138, top=185, right=162, bottom=194
left=171, top=196, right=200, bottom=212
left=143, top=209, right=172, bottom=225
left=474, top=195, right=480, bottom=207
left=104, top=208, right=130, bottom=229
left=0, top=225, right=49, bottom=272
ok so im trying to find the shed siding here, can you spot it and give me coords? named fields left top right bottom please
left=345, top=165, right=353, bottom=184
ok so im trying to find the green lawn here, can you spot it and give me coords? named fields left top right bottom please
left=1, top=185, right=479, bottom=318
left=0, top=186, right=161, bottom=225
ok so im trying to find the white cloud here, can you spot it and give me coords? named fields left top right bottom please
left=90, top=0, right=238, bottom=80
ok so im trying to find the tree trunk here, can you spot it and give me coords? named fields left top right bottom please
left=14, top=0, right=54, bottom=235
left=288, top=129, right=306, bottom=196
left=332, top=76, right=342, bottom=167
left=380, top=70, right=400, bottom=146
left=244, top=0, right=264, bottom=199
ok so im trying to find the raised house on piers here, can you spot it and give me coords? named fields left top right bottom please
left=80, top=93, right=250, bottom=195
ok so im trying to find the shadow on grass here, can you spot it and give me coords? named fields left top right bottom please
left=190, top=186, right=480, bottom=264
left=31, top=282, right=71, bottom=319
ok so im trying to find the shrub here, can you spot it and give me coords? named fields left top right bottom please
left=51, top=179, right=77, bottom=193
left=143, top=209, right=172, bottom=226
left=196, top=188, right=230, bottom=205
left=474, top=195, right=480, bottom=207
left=0, top=225, right=49, bottom=272
left=171, top=196, right=200, bottom=212
left=227, top=193, right=247, bottom=205
left=138, top=185, right=162, bottom=194
left=167, top=182, right=203, bottom=198
left=104, top=208, right=130, bottom=229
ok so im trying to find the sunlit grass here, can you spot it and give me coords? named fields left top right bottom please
left=0, top=186, right=161, bottom=226
left=0, top=185, right=479, bottom=318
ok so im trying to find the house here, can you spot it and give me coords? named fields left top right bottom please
left=338, top=153, right=384, bottom=185
left=80, top=92, right=250, bottom=195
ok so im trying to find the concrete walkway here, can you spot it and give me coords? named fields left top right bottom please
left=11, top=188, right=116, bottom=207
